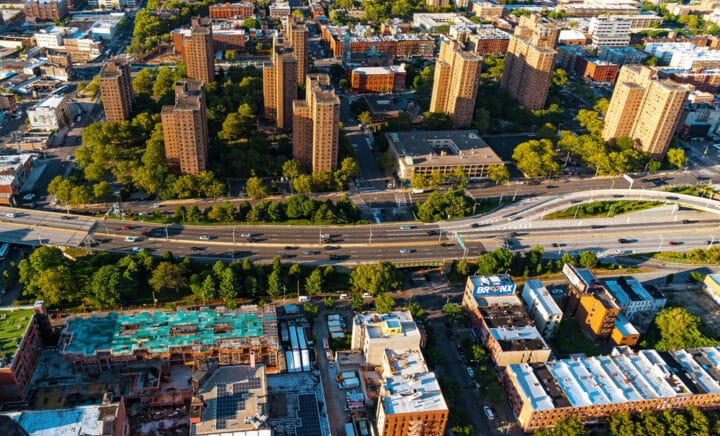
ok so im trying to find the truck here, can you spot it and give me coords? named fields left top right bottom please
left=340, top=377, right=360, bottom=389
left=340, top=371, right=356, bottom=380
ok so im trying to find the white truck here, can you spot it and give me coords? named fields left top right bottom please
left=340, top=377, right=360, bottom=389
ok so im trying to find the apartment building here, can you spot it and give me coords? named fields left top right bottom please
left=184, top=17, right=215, bottom=84
left=575, top=57, right=619, bottom=83
left=350, top=311, right=423, bottom=367
left=429, top=38, right=482, bottom=127
left=161, top=80, right=209, bottom=175
left=521, top=279, right=563, bottom=339
left=588, top=15, right=631, bottom=47
left=603, top=276, right=666, bottom=332
left=292, top=73, right=339, bottom=173
left=263, top=36, right=297, bottom=130
left=501, top=14, right=559, bottom=110
left=462, top=275, right=552, bottom=367
left=350, top=65, right=406, bottom=93
left=0, top=302, right=49, bottom=403
left=466, top=25, right=511, bottom=55
left=99, top=56, right=134, bottom=123
left=504, top=346, right=720, bottom=432
left=285, top=16, right=308, bottom=85
left=375, top=350, right=448, bottom=436
left=59, top=305, right=280, bottom=371
left=562, top=263, right=621, bottom=340
left=602, top=65, right=689, bottom=158
left=25, top=0, right=67, bottom=23
left=321, top=24, right=435, bottom=58
left=209, top=2, right=254, bottom=19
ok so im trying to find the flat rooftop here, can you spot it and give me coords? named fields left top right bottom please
left=0, top=308, right=35, bottom=365
left=382, top=369, right=447, bottom=415
left=5, top=404, right=110, bottom=435
left=603, top=277, right=665, bottom=304
left=31, top=95, right=64, bottom=110
left=387, top=131, right=504, bottom=168
left=61, top=306, right=277, bottom=358
left=523, top=279, right=562, bottom=318
left=614, top=314, right=638, bottom=336
left=480, top=304, right=533, bottom=329
left=490, top=326, right=549, bottom=352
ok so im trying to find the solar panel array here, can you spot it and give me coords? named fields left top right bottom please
left=296, top=393, right=321, bottom=436
left=215, top=381, right=252, bottom=431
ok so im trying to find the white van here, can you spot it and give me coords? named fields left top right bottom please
left=298, top=295, right=310, bottom=303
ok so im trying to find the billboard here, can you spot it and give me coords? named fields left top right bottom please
left=472, top=283, right=516, bottom=296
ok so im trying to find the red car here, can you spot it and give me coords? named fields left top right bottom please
left=121, top=225, right=130, bottom=231
left=141, top=231, right=150, bottom=236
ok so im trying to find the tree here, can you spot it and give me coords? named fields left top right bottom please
left=375, top=293, right=396, bottom=313
left=218, top=268, right=237, bottom=305
left=652, top=307, right=718, bottom=351
left=132, top=68, right=154, bottom=95
left=282, top=159, right=303, bottom=179
left=219, top=112, right=245, bottom=141
left=407, top=302, right=425, bottom=321
left=245, top=176, right=268, bottom=199
left=487, top=164, right=510, bottom=185
left=608, top=413, right=636, bottom=436
left=148, top=261, right=186, bottom=303
left=241, top=17, right=257, bottom=29
left=576, top=109, right=604, bottom=136
left=89, top=265, right=123, bottom=308
left=594, top=98, right=609, bottom=116
left=442, top=303, right=465, bottom=323
left=93, top=181, right=113, bottom=203
left=535, top=417, right=585, bottom=436
left=474, top=107, right=491, bottom=133
left=267, top=270, right=283, bottom=297
left=351, top=293, right=363, bottom=311
left=578, top=251, right=598, bottom=268
left=303, top=302, right=318, bottom=322
left=666, top=148, right=686, bottom=169
left=153, top=66, right=177, bottom=101
left=324, top=296, right=335, bottom=309
left=357, top=111, right=372, bottom=126
left=350, top=262, right=401, bottom=295
left=512, top=139, right=559, bottom=179
left=305, top=269, right=324, bottom=295
left=551, top=68, right=568, bottom=87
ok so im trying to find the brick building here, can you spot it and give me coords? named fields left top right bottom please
left=99, top=56, right=134, bottom=123
left=161, top=80, right=209, bottom=175
left=350, top=65, right=405, bottom=93
left=25, top=0, right=67, bottom=23
left=209, top=2, right=253, bottom=19
left=575, top=57, right=619, bottom=83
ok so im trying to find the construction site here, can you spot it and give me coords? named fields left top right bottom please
left=58, top=305, right=280, bottom=372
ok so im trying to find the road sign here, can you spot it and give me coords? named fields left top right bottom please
left=454, top=232, right=466, bottom=250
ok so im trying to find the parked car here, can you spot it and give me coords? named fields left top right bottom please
left=483, top=406, right=495, bottom=421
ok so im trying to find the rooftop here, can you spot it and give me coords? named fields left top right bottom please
left=352, top=65, right=405, bottom=75
left=30, top=95, right=65, bottom=110
left=490, top=326, right=549, bottom=352
left=614, top=314, right=639, bottom=336
left=479, top=303, right=533, bottom=329
left=382, top=368, right=447, bottom=414
left=523, top=279, right=562, bottom=319
left=5, top=404, right=112, bottom=435
left=194, top=365, right=268, bottom=434
left=61, top=306, right=277, bottom=359
left=603, top=277, right=664, bottom=304
left=0, top=308, right=35, bottom=366
left=387, top=131, right=503, bottom=170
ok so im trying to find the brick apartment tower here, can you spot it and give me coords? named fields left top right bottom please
left=500, top=14, right=559, bottom=111
left=184, top=17, right=215, bottom=84
left=161, top=80, right=209, bottom=175
left=603, top=65, right=689, bottom=159
left=293, top=73, right=340, bottom=172
left=263, top=36, right=298, bottom=130
left=429, top=38, right=482, bottom=128
left=285, top=16, right=308, bottom=85
left=99, top=56, right=134, bottom=123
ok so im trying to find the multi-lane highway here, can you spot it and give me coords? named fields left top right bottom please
left=1, top=188, right=719, bottom=264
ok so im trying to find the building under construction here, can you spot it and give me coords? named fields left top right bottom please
left=59, top=306, right=279, bottom=372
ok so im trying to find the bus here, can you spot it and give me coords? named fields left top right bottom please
left=0, top=243, right=10, bottom=260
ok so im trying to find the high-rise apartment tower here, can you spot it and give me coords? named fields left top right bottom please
left=429, top=39, right=482, bottom=128
left=184, top=17, right=215, bottom=84
left=263, top=36, right=298, bottom=130
left=603, top=65, right=689, bottom=159
left=99, top=55, right=133, bottom=122
left=293, top=73, right=340, bottom=173
left=285, top=16, right=308, bottom=85
left=161, top=79, right=209, bottom=175
left=501, top=14, right=559, bottom=110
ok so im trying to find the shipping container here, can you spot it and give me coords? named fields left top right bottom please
left=301, top=349, right=311, bottom=372
left=293, top=350, right=302, bottom=372
left=280, top=322, right=289, bottom=343
left=290, top=325, right=300, bottom=351
left=298, top=327, right=307, bottom=349
left=285, top=351, right=295, bottom=373
left=331, top=332, right=345, bottom=339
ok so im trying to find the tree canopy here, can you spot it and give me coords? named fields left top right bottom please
left=350, top=262, right=401, bottom=295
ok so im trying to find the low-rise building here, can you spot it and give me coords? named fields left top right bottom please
left=412, top=13, right=474, bottom=32
left=3, top=397, right=129, bottom=434
left=90, top=20, right=119, bottom=40
left=0, top=302, right=49, bottom=403
left=385, top=130, right=504, bottom=184
left=603, top=276, right=666, bottom=332
left=25, top=0, right=67, bottom=23
left=350, top=311, right=423, bottom=367
left=611, top=314, right=640, bottom=346
left=470, top=1, right=503, bottom=20
left=462, top=275, right=552, bottom=367
left=27, top=94, right=68, bottom=131
left=322, top=24, right=435, bottom=58
left=376, top=349, right=448, bottom=436
left=504, top=346, right=720, bottom=432
left=269, top=2, right=290, bottom=17
left=598, top=46, right=648, bottom=65
left=0, top=153, right=35, bottom=204
left=350, top=65, right=405, bottom=93
left=466, top=25, right=511, bottom=55
left=521, top=279, right=562, bottom=339
left=558, top=30, right=587, bottom=46
left=209, top=2, right=254, bottom=19
left=575, top=57, right=619, bottom=83
left=191, top=364, right=270, bottom=435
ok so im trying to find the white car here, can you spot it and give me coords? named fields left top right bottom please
left=199, top=235, right=211, bottom=241
left=400, top=248, right=413, bottom=254
left=483, top=406, right=495, bottom=421
left=132, top=246, right=142, bottom=252
left=5, top=213, right=15, bottom=218
left=466, top=367, right=475, bottom=378
left=362, top=292, right=372, bottom=299
left=400, top=225, right=414, bottom=230
left=240, top=232, right=252, bottom=238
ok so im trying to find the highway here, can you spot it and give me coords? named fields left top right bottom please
left=1, top=189, right=719, bottom=264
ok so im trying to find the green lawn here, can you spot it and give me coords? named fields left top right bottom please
left=0, top=309, right=35, bottom=359
left=544, top=200, right=662, bottom=220
left=549, top=318, right=601, bottom=358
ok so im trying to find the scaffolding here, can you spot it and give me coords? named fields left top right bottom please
left=59, top=306, right=279, bottom=371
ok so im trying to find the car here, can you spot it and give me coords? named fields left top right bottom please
left=329, top=254, right=346, bottom=260
left=507, top=215, right=519, bottom=221
left=4, top=213, right=15, bottom=218
left=247, top=237, right=258, bottom=243
left=362, top=292, right=372, bottom=298
left=281, top=253, right=295, bottom=259
left=131, top=246, right=142, bottom=252
left=483, top=406, right=495, bottom=421
left=681, top=219, right=692, bottom=224
left=125, top=236, right=137, bottom=242
left=618, top=238, right=631, bottom=244
left=552, top=243, right=560, bottom=247
left=324, top=245, right=340, bottom=250
left=339, top=293, right=349, bottom=300
left=232, top=250, right=250, bottom=257
left=141, top=231, right=151, bottom=236
left=400, top=248, right=413, bottom=254
left=400, top=225, right=414, bottom=230
left=121, top=225, right=131, bottom=231
left=707, top=240, right=720, bottom=245
left=240, top=232, right=252, bottom=238
left=60, top=215, right=70, bottom=220
left=284, top=245, right=298, bottom=250
left=151, top=203, right=160, bottom=208
left=22, top=194, right=34, bottom=201
left=304, top=250, right=319, bottom=255
left=466, top=367, right=475, bottom=378
left=199, top=235, right=211, bottom=241
left=320, top=233, right=331, bottom=239
left=427, top=230, right=439, bottom=236
left=191, top=246, right=205, bottom=252
left=470, top=223, right=481, bottom=228
left=668, top=241, right=682, bottom=246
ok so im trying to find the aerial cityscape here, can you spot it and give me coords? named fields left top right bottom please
left=0, top=0, right=720, bottom=434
